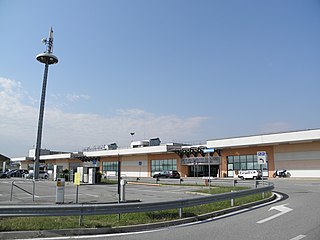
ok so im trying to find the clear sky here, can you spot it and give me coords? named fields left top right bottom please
left=1, top=0, right=320, bottom=157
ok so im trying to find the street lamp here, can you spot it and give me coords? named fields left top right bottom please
left=130, top=132, right=135, bottom=142
left=34, top=28, right=58, bottom=180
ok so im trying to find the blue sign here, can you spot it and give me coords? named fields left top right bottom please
left=203, top=148, right=215, bottom=153
left=257, top=151, right=267, bottom=165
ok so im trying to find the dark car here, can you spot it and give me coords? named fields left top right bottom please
left=153, top=170, right=180, bottom=179
left=7, top=169, right=29, bottom=178
left=0, top=172, right=9, bottom=178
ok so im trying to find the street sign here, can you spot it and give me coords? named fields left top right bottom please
left=74, top=172, right=81, bottom=186
left=203, top=148, right=215, bottom=153
left=257, top=151, right=267, bottom=165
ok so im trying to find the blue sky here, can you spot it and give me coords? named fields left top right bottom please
left=1, top=0, right=320, bottom=157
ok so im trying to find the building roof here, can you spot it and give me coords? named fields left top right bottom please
left=206, top=128, right=320, bottom=148
left=0, top=154, right=10, bottom=161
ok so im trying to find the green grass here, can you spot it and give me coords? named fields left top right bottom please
left=195, top=186, right=249, bottom=194
left=99, top=178, right=118, bottom=184
left=0, top=188, right=272, bottom=232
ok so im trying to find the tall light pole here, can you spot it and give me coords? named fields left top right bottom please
left=34, top=28, right=58, bottom=179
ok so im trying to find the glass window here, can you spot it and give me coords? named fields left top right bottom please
left=247, top=162, right=254, bottom=169
left=234, top=162, right=240, bottom=170
left=240, top=162, right=246, bottom=170
left=227, top=154, right=268, bottom=176
left=247, top=155, right=254, bottom=163
left=102, top=161, right=118, bottom=172
left=253, top=162, right=260, bottom=170
left=240, top=155, right=246, bottom=163
left=227, top=156, right=233, bottom=164
left=151, top=159, right=177, bottom=174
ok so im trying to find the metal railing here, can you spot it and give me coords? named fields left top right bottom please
left=0, top=181, right=274, bottom=218
left=10, top=180, right=35, bottom=202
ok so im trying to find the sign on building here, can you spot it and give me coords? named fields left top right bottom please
left=257, top=151, right=267, bottom=165
left=181, top=156, right=221, bottom=165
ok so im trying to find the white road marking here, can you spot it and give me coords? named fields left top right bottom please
left=257, top=204, right=293, bottom=224
left=290, top=235, right=306, bottom=240
left=85, top=194, right=100, bottom=198
left=16, top=228, right=165, bottom=240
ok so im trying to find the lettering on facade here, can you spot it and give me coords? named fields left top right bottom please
left=181, top=156, right=221, bottom=165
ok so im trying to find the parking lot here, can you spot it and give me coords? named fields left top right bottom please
left=0, top=178, right=211, bottom=205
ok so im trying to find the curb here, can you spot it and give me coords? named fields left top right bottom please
left=0, top=193, right=277, bottom=239
left=127, top=181, right=161, bottom=186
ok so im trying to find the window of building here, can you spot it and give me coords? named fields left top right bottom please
left=227, top=154, right=268, bottom=177
left=102, top=161, right=118, bottom=172
left=151, top=159, right=177, bottom=174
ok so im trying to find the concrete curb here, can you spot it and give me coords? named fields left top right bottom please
left=127, top=181, right=161, bottom=186
left=0, top=193, right=277, bottom=239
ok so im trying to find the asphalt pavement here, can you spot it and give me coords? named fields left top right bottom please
left=2, top=178, right=318, bottom=240
left=86, top=178, right=320, bottom=240
left=0, top=177, right=236, bottom=204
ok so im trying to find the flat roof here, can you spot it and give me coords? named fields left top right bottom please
left=206, top=128, right=320, bottom=148
left=84, top=144, right=173, bottom=157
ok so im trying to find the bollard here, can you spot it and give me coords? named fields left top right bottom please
left=79, top=215, right=83, bottom=226
left=231, top=190, right=234, bottom=207
left=120, top=179, right=127, bottom=202
left=179, top=208, right=183, bottom=218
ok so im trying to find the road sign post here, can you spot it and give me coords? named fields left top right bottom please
left=257, top=151, right=267, bottom=188
left=74, top=172, right=81, bottom=203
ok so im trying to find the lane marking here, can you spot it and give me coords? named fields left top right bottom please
left=290, top=235, right=306, bottom=240
left=85, top=194, right=100, bottom=198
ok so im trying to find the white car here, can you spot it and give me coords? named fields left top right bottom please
left=26, top=171, right=49, bottom=179
left=238, top=170, right=262, bottom=180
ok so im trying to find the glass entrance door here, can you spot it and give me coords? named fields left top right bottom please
left=189, top=165, right=219, bottom=177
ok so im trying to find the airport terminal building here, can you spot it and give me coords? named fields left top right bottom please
left=10, top=128, right=320, bottom=180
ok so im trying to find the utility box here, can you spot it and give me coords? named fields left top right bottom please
left=56, top=178, right=65, bottom=204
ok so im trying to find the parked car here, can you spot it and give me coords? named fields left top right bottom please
left=0, top=172, right=9, bottom=178
left=153, top=170, right=180, bottom=179
left=6, top=169, right=29, bottom=178
left=238, top=170, right=262, bottom=180
left=26, top=171, right=49, bottom=179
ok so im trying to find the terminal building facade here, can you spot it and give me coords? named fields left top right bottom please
left=10, top=129, right=320, bottom=180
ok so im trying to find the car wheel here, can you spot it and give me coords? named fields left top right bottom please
left=240, top=176, right=244, bottom=180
